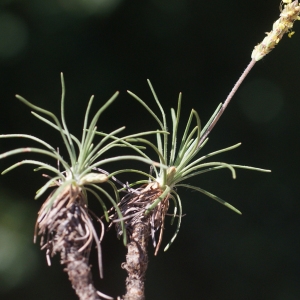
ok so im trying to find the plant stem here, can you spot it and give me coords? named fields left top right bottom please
left=198, top=58, right=257, bottom=147
left=36, top=189, right=102, bottom=300
left=63, top=247, right=100, bottom=300
left=122, top=220, right=150, bottom=300
left=113, top=183, right=162, bottom=300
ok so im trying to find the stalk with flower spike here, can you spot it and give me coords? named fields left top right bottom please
left=0, top=2, right=298, bottom=300
left=110, top=2, right=300, bottom=299
left=199, top=0, right=300, bottom=145
left=111, top=81, right=270, bottom=300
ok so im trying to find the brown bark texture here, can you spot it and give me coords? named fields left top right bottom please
left=35, top=187, right=102, bottom=300
left=122, top=221, right=150, bottom=300
left=114, top=183, right=165, bottom=300
left=62, top=243, right=100, bottom=300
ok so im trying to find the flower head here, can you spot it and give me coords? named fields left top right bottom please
left=252, top=0, right=300, bottom=61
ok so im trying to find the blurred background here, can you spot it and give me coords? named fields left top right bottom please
left=1, top=0, right=300, bottom=299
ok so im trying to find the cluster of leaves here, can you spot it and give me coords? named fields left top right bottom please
left=1, top=3, right=299, bottom=299
left=110, top=80, right=269, bottom=254
left=0, top=75, right=267, bottom=260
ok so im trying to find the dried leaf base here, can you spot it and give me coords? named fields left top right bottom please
left=35, top=187, right=103, bottom=300
left=115, top=183, right=164, bottom=300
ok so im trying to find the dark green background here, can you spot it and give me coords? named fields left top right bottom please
left=1, top=0, right=300, bottom=299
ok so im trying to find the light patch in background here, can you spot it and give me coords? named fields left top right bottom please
left=58, top=0, right=123, bottom=17
left=0, top=12, right=28, bottom=60
left=237, top=78, right=284, bottom=123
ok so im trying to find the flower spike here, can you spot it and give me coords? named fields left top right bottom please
left=252, top=0, right=300, bottom=61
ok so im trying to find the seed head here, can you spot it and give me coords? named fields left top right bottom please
left=252, top=0, right=300, bottom=61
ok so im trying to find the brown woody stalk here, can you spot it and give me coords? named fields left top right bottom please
left=113, top=183, right=166, bottom=300
left=122, top=221, right=150, bottom=300
left=35, top=186, right=107, bottom=300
